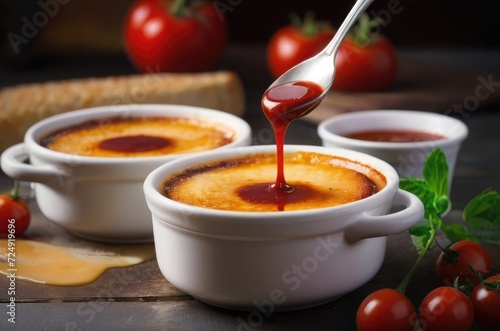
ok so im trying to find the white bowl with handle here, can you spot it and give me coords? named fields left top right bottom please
left=1, top=104, right=251, bottom=243
left=143, top=144, right=424, bottom=310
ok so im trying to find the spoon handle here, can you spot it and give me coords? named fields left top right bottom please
left=324, top=0, right=375, bottom=57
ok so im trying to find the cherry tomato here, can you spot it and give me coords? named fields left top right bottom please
left=333, top=14, right=397, bottom=91
left=436, top=240, right=493, bottom=286
left=124, top=0, right=227, bottom=73
left=356, top=288, right=416, bottom=331
left=267, top=12, right=335, bottom=79
left=470, top=274, right=500, bottom=331
left=0, top=190, right=30, bottom=235
left=418, top=286, right=474, bottom=331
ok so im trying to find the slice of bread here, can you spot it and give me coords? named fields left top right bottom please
left=0, top=71, right=245, bottom=152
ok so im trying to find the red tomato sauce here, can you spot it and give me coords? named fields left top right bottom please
left=238, top=80, right=323, bottom=210
left=345, top=130, right=446, bottom=142
left=98, top=135, right=171, bottom=152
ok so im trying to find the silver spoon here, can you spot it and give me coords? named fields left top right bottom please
left=264, top=0, right=375, bottom=116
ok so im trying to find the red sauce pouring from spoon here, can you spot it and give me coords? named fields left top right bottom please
left=261, top=80, right=324, bottom=194
left=235, top=81, right=324, bottom=211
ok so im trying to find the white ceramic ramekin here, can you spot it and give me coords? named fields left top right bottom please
left=1, top=104, right=251, bottom=243
left=143, top=145, right=424, bottom=311
left=317, top=110, right=468, bottom=182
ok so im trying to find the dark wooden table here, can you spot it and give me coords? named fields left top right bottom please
left=1, top=46, right=499, bottom=330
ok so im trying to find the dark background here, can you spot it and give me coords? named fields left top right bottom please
left=226, top=0, right=500, bottom=48
left=1, top=0, right=499, bottom=70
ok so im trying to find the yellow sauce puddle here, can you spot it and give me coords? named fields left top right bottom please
left=0, top=239, right=155, bottom=286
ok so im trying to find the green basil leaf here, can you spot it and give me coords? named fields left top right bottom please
left=422, top=148, right=449, bottom=197
left=400, top=178, right=434, bottom=207
left=463, top=188, right=500, bottom=224
left=440, top=223, right=477, bottom=243
left=409, top=219, right=433, bottom=254
left=463, top=189, right=500, bottom=245
left=434, top=195, right=451, bottom=216
left=465, top=218, right=500, bottom=245
left=400, top=178, right=439, bottom=219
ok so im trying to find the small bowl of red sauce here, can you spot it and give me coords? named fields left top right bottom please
left=317, top=110, right=468, bottom=182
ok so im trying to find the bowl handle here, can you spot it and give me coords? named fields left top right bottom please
left=345, top=189, right=424, bottom=241
left=1, top=143, right=68, bottom=184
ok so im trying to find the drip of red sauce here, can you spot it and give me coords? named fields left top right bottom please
left=262, top=80, right=324, bottom=190
left=238, top=80, right=323, bottom=210
left=98, top=135, right=171, bottom=152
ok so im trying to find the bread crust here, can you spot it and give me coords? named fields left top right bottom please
left=0, top=71, right=245, bottom=152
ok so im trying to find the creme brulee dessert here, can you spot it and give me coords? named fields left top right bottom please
left=41, top=116, right=235, bottom=157
left=162, top=151, right=386, bottom=212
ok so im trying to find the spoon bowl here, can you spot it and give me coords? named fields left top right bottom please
left=265, top=0, right=375, bottom=117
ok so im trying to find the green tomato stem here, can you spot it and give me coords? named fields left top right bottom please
left=171, top=0, right=190, bottom=17
left=10, top=180, right=20, bottom=200
left=288, top=11, right=324, bottom=38
left=350, top=13, right=384, bottom=47
left=301, top=11, right=319, bottom=38
left=288, top=12, right=302, bottom=30
left=397, top=215, right=439, bottom=293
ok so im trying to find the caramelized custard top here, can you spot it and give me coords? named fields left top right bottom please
left=41, top=116, right=236, bottom=157
left=162, top=151, right=387, bottom=212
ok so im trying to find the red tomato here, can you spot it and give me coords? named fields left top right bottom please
left=436, top=240, right=493, bottom=286
left=0, top=194, right=30, bottom=235
left=333, top=35, right=397, bottom=91
left=356, top=288, right=416, bottom=331
left=470, top=274, right=500, bottom=331
left=418, top=286, right=474, bottom=331
left=267, top=13, right=335, bottom=79
left=124, top=0, right=227, bottom=73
